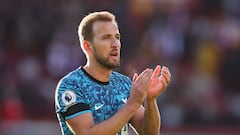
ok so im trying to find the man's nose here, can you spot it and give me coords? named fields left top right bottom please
left=111, top=39, right=120, bottom=47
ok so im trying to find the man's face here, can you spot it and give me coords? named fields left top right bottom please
left=90, top=21, right=121, bottom=69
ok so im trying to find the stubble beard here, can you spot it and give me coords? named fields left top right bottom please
left=94, top=50, right=120, bottom=70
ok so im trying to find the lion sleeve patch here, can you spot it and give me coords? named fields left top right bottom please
left=62, top=90, right=77, bottom=106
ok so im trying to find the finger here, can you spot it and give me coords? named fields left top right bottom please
left=136, top=68, right=153, bottom=86
left=139, top=69, right=153, bottom=81
left=161, top=67, right=171, bottom=84
left=159, top=76, right=168, bottom=90
left=161, top=67, right=171, bottom=78
left=162, top=66, right=171, bottom=78
left=159, top=72, right=169, bottom=86
left=132, top=73, right=138, bottom=81
left=151, top=65, right=161, bottom=79
left=161, top=71, right=171, bottom=84
left=139, top=68, right=151, bottom=76
left=137, top=68, right=152, bottom=80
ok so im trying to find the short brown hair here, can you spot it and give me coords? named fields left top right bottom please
left=78, top=11, right=117, bottom=49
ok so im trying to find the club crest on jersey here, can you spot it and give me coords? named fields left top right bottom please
left=62, top=90, right=76, bottom=105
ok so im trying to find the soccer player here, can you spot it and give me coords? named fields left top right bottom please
left=55, top=11, right=171, bottom=135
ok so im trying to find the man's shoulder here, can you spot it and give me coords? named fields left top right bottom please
left=58, top=67, right=85, bottom=88
left=111, top=71, right=131, bottom=83
left=112, top=71, right=129, bottom=78
left=62, top=68, right=82, bottom=80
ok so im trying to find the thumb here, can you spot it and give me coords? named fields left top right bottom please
left=132, top=73, right=138, bottom=81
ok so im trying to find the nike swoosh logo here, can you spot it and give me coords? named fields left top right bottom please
left=95, top=103, right=104, bottom=110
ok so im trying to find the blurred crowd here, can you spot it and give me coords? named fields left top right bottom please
left=0, top=0, right=240, bottom=129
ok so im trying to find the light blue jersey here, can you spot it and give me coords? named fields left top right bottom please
left=55, top=67, right=132, bottom=135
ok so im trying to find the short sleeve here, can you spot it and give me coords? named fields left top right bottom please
left=55, top=78, right=91, bottom=120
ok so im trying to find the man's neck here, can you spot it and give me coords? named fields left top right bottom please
left=83, top=64, right=112, bottom=82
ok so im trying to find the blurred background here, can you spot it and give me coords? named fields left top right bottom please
left=0, top=0, right=240, bottom=135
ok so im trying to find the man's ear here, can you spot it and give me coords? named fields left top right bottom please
left=83, top=40, right=92, bottom=54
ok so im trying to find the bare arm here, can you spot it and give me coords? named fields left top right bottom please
left=67, top=102, right=140, bottom=135
left=129, top=100, right=160, bottom=135
left=66, top=68, right=153, bottom=135
left=143, top=99, right=160, bottom=135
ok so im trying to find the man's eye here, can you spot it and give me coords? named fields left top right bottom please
left=102, top=36, right=110, bottom=40
left=116, top=35, right=120, bottom=40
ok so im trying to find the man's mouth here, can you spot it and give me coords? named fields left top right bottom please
left=110, top=50, right=118, bottom=56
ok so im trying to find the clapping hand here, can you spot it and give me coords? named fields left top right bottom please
left=147, top=65, right=171, bottom=100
